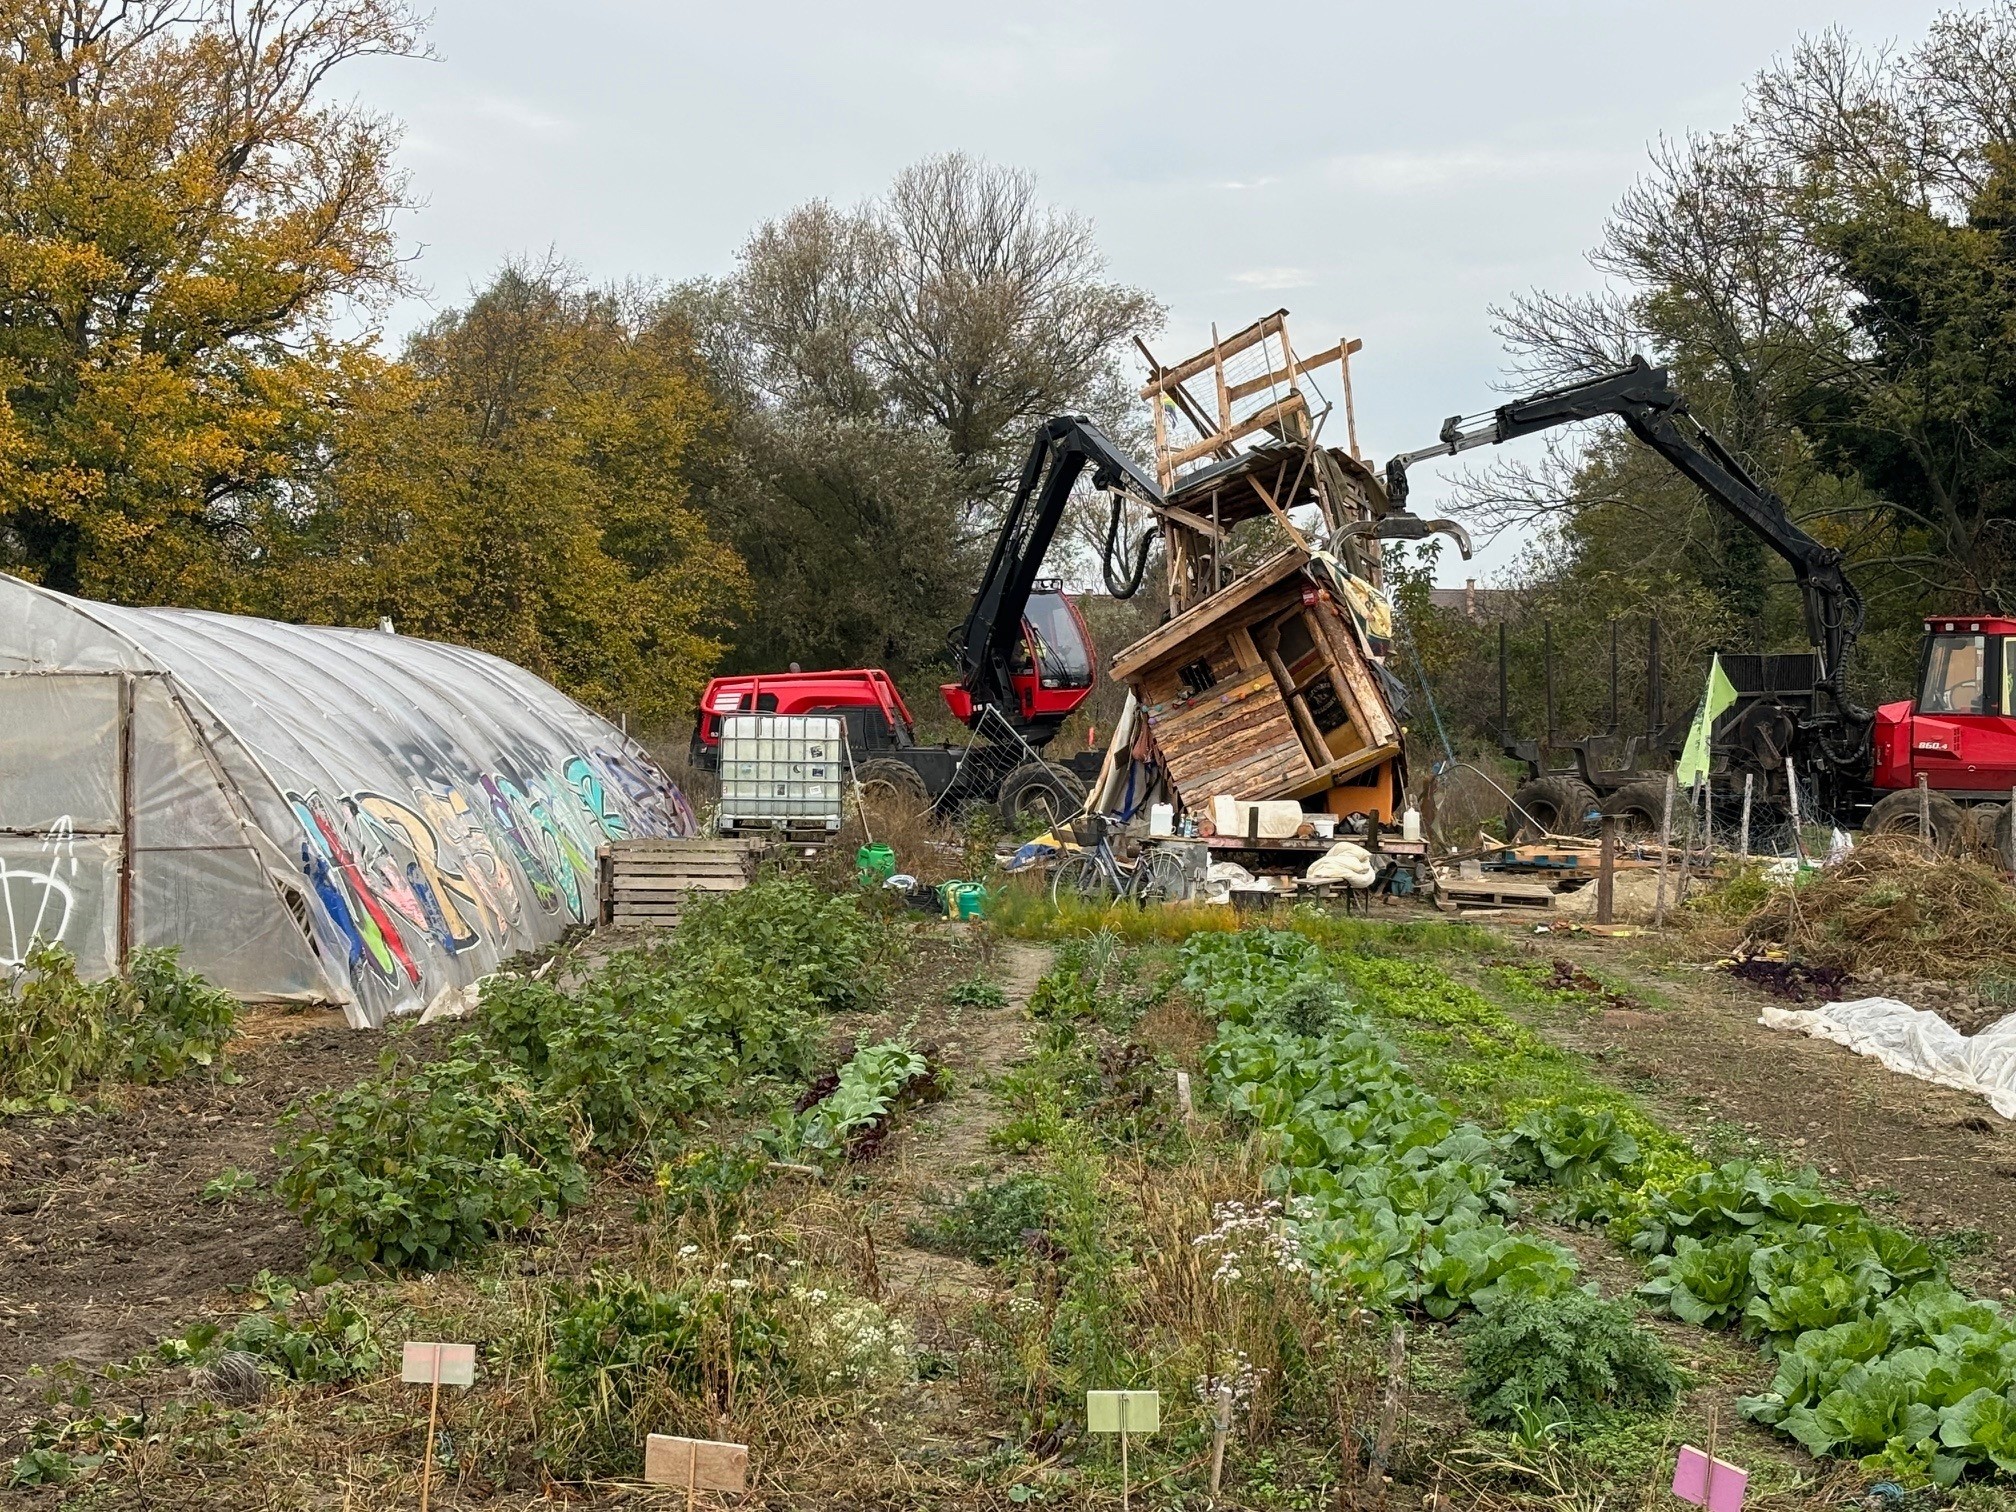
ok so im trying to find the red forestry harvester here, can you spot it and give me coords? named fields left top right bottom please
left=1385, top=359, right=2016, bottom=847
left=690, top=415, right=1166, bottom=828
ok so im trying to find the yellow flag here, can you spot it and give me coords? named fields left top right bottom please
left=1675, top=655, right=1740, bottom=787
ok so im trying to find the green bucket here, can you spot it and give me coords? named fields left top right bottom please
left=856, top=842, right=897, bottom=888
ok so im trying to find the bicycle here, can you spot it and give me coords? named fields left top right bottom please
left=1050, top=815, right=1189, bottom=907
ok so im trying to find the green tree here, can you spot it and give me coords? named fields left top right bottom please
left=0, top=0, right=424, bottom=601
left=681, top=153, right=1162, bottom=683
left=266, top=263, right=747, bottom=725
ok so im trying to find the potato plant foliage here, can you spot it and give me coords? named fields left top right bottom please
left=0, top=944, right=236, bottom=1102
left=278, top=878, right=885, bottom=1271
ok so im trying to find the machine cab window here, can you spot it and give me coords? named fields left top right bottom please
left=1921, top=633, right=1988, bottom=714
left=1022, top=587, right=1093, bottom=689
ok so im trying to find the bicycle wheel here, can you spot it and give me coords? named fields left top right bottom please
left=1129, top=849, right=1189, bottom=905
left=1051, top=853, right=1117, bottom=908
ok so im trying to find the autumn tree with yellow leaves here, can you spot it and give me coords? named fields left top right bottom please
left=0, top=0, right=422, bottom=600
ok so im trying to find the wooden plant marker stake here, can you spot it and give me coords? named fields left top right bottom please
left=1175, top=1069, right=1196, bottom=1122
left=400, top=1342, right=476, bottom=1512
left=1207, top=1382, right=1234, bottom=1499
left=644, top=1433, right=749, bottom=1508
left=1087, top=1390, right=1160, bottom=1512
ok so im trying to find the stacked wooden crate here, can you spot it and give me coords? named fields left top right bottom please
left=599, top=837, right=764, bottom=928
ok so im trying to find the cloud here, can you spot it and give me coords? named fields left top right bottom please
left=1229, top=267, right=1316, bottom=291
left=1321, top=144, right=1636, bottom=195
left=1216, top=175, right=1277, bottom=191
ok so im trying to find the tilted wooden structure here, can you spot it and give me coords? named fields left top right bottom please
left=1093, top=310, right=1412, bottom=829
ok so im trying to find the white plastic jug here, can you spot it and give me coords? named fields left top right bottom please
left=1401, top=806, right=1422, bottom=843
left=1148, top=802, right=1175, bottom=837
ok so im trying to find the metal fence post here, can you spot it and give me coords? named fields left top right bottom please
left=1654, top=771, right=1675, bottom=927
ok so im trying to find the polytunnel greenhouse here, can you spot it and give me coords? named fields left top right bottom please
left=0, top=573, right=694, bottom=1027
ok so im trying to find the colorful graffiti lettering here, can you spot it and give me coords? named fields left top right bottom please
left=565, top=756, right=629, bottom=841
left=354, top=791, right=489, bottom=951
left=290, top=791, right=420, bottom=986
left=412, top=784, right=518, bottom=935
left=477, top=774, right=564, bottom=915
left=591, top=746, right=693, bottom=837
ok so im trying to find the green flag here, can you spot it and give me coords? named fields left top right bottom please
left=1675, top=654, right=1740, bottom=787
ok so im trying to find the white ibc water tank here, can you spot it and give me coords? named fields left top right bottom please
left=717, top=714, right=845, bottom=828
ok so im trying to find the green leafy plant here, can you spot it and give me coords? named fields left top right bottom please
left=1460, top=1288, right=1682, bottom=1428
left=199, top=1168, right=262, bottom=1205
left=0, top=945, right=235, bottom=1099
left=907, top=1174, right=1054, bottom=1265
left=276, top=1038, right=585, bottom=1271
left=1503, top=1105, right=1641, bottom=1187
left=792, top=1040, right=931, bottom=1156
left=546, top=1268, right=793, bottom=1471
left=946, top=975, right=1007, bottom=1009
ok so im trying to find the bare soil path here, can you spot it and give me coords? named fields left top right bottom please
left=871, top=936, right=1050, bottom=1303
left=0, top=1007, right=431, bottom=1445
left=1504, top=931, right=2016, bottom=1296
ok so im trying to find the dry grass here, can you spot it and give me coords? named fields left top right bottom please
left=1744, top=833, right=2016, bottom=975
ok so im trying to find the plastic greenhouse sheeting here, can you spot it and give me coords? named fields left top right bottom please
left=0, top=573, right=695, bottom=1027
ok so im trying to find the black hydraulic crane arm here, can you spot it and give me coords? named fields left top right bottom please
left=1383, top=357, right=1870, bottom=756
left=954, top=414, right=1167, bottom=719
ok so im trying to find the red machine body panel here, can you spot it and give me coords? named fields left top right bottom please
left=693, top=669, right=917, bottom=755
left=1872, top=615, right=2016, bottom=796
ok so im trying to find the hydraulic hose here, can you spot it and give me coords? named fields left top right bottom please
left=1101, top=489, right=1159, bottom=600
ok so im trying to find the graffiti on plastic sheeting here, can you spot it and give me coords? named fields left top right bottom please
left=1, top=817, right=79, bottom=968
left=287, top=753, right=661, bottom=983
left=565, top=756, right=629, bottom=842
left=290, top=790, right=421, bottom=986
left=591, top=747, right=693, bottom=837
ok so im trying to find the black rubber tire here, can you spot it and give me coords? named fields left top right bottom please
left=1966, top=802, right=2007, bottom=860
left=854, top=757, right=933, bottom=816
left=1866, top=788, right=1967, bottom=853
left=997, top=760, right=1088, bottom=832
left=1506, top=776, right=1599, bottom=841
left=1600, top=778, right=1675, bottom=838
left=1992, top=805, right=2016, bottom=870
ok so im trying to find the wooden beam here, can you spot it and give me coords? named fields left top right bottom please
left=1222, top=338, right=1363, bottom=405
left=1164, top=393, right=1308, bottom=470
left=1138, top=309, right=1290, bottom=397
left=1111, top=549, right=1310, bottom=680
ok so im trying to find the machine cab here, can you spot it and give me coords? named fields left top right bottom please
left=1874, top=616, right=2016, bottom=793
left=940, top=583, right=1096, bottom=733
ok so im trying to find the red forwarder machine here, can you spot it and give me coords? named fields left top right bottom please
left=690, top=416, right=1167, bottom=828
left=1390, top=358, right=2016, bottom=851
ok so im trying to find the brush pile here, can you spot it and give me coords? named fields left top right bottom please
left=1743, top=835, right=2016, bottom=976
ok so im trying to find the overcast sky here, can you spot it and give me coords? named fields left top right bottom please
left=346, top=0, right=1951, bottom=585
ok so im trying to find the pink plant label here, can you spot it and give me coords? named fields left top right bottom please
left=400, top=1341, right=476, bottom=1388
left=1672, top=1445, right=1747, bottom=1512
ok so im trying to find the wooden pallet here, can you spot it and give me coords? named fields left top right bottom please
left=600, top=838, right=763, bottom=927
left=1436, top=878, right=1557, bottom=911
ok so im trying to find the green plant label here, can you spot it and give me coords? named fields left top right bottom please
left=1086, top=1390, right=1160, bottom=1434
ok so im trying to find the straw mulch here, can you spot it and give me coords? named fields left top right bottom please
left=1743, top=834, right=2016, bottom=977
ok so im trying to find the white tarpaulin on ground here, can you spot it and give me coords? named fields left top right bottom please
left=1759, top=997, right=2016, bottom=1118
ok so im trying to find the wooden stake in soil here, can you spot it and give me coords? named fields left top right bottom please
left=1208, top=1383, right=1234, bottom=1500
left=1919, top=773, right=1934, bottom=855
left=400, top=1342, right=475, bottom=1512
left=1738, top=772, right=1753, bottom=865
left=1370, top=1320, right=1406, bottom=1502
left=1653, top=772, right=1676, bottom=927
left=1597, top=815, right=1616, bottom=925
